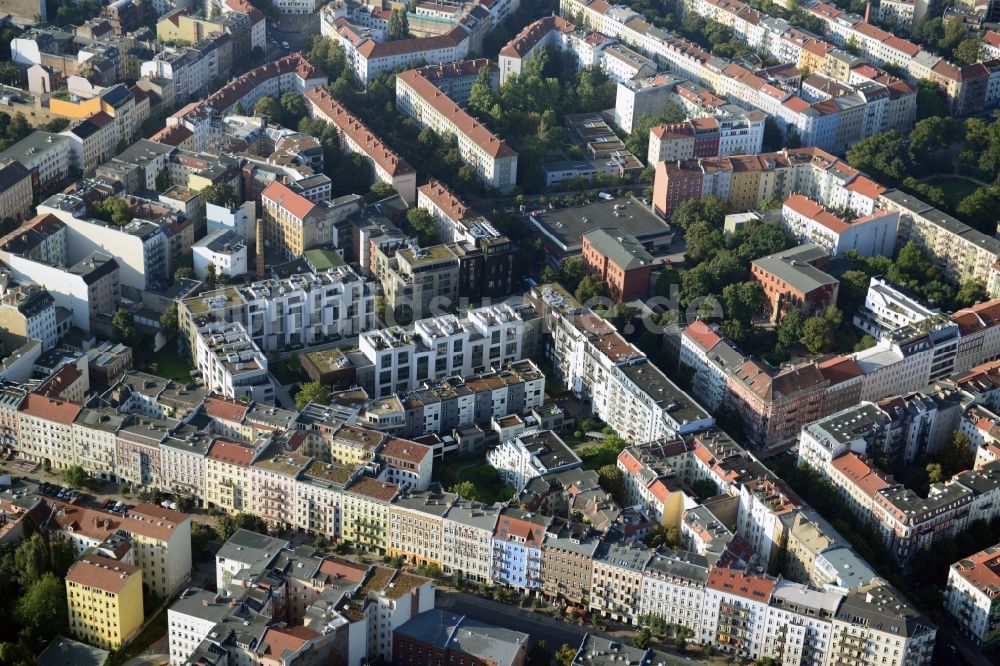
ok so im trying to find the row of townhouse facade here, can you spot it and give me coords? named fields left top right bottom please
left=680, top=0, right=992, bottom=116
left=178, top=268, right=377, bottom=356
left=652, top=145, right=886, bottom=217
left=558, top=0, right=918, bottom=144
left=305, top=86, right=418, bottom=204
left=497, top=14, right=655, bottom=87
left=605, top=423, right=937, bottom=665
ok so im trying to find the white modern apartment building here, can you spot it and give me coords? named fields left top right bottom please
left=192, top=229, right=247, bottom=280
left=180, top=268, right=376, bottom=355
left=536, top=288, right=712, bottom=442
left=853, top=276, right=940, bottom=339
left=330, top=15, right=472, bottom=86
left=0, top=132, right=73, bottom=193
left=396, top=63, right=518, bottom=193
left=192, top=321, right=273, bottom=403
left=441, top=499, right=501, bottom=583
left=359, top=303, right=538, bottom=398
left=487, top=429, right=582, bottom=490
left=780, top=194, right=899, bottom=257
left=646, top=111, right=766, bottom=164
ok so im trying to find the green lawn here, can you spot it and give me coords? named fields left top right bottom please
left=432, top=452, right=514, bottom=503
left=143, top=348, right=194, bottom=383
left=924, top=176, right=980, bottom=209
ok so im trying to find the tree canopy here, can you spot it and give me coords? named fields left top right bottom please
left=295, top=381, right=331, bottom=410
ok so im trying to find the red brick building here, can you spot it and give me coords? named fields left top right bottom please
left=750, top=244, right=839, bottom=320
left=652, top=160, right=704, bottom=217
left=581, top=229, right=654, bottom=302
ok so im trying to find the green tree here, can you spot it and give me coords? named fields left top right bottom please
left=633, top=627, right=653, bottom=650
left=722, top=281, right=765, bottom=324
left=234, top=101, right=246, bottom=116
left=280, top=91, right=307, bottom=125
left=201, top=182, right=237, bottom=208
left=91, top=196, right=132, bottom=226
left=156, top=168, right=171, bottom=192
left=926, top=462, right=944, bottom=484
left=160, top=301, right=179, bottom=332
left=955, top=280, right=988, bottom=308
left=388, top=7, right=410, bottom=40
left=468, top=66, right=499, bottom=120
left=654, top=266, right=681, bottom=298
left=366, top=181, right=396, bottom=203
left=112, top=308, right=138, bottom=347
left=597, top=464, right=625, bottom=505
left=626, top=106, right=685, bottom=159
left=691, top=478, right=718, bottom=500
left=527, top=640, right=552, bottom=666
left=575, top=65, right=616, bottom=111
left=854, top=334, right=877, bottom=352
left=62, top=464, right=89, bottom=489
left=907, top=116, right=959, bottom=173
left=406, top=207, right=440, bottom=246
left=450, top=480, right=479, bottom=502
left=191, top=522, right=217, bottom=557
left=944, top=432, right=973, bottom=475
left=253, top=95, right=283, bottom=120
left=800, top=315, right=834, bottom=353
left=846, top=130, right=910, bottom=184
left=10, top=533, right=49, bottom=588
left=555, top=644, right=577, bottom=666
left=957, top=187, right=1000, bottom=235
left=295, top=381, right=331, bottom=410
left=16, top=573, right=66, bottom=648
left=955, top=38, right=983, bottom=65
left=574, top=274, right=606, bottom=303
left=204, top=262, right=218, bottom=290
left=218, top=513, right=268, bottom=540
left=174, top=266, right=195, bottom=281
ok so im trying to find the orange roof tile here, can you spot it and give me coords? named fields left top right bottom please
left=262, top=180, right=315, bottom=220
left=396, top=67, right=517, bottom=159
left=66, top=554, right=140, bottom=593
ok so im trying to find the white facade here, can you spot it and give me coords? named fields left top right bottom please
left=360, top=304, right=533, bottom=398
left=780, top=195, right=899, bottom=258
left=192, top=321, right=273, bottom=403
left=192, top=230, right=248, bottom=280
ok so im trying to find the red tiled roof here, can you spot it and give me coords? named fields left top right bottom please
left=19, top=393, right=81, bottom=425
left=706, top=567, right=776, bottom=602
left=499, top=15, right=574, bottom=58
left=261, top=625, right=319, bottom=659
left=418, top=180, right=472, bottom=222
left=379, top=437, right=431, bottom=464
left=262, top=180, right=315, bottom=220
left=397, top=67, right=517, bottom=159
left=354, top=25, right=467, bottom=59
left=66, top=554, right=140, bottom=593
left=122, top=503, right=188, bottom=542
left=305, top=87, right=414, bottom=177
left=684, top=320, right=722, bottom=353
left=207, top=438, right=254, bottom=467
left=203, top=395, right=250, bottom=423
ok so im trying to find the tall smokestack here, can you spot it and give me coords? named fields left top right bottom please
left=255, top=217, right=265, bottom=279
